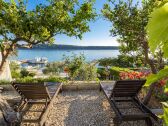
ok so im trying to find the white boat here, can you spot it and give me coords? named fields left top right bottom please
left=27, top=57, right=48, bottom=64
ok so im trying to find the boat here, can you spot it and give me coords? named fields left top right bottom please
left=27, top=57, right=48, bottom=64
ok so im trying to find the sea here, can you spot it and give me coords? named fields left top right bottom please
left=14, top=49, right=120, bottom=62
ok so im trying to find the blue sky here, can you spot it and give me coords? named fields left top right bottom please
left=27, top=0, right=119, bottom=46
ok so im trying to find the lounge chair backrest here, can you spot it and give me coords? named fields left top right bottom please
left=12, top=83, right=51, bottom=100
left=111, top=80, right=146, bottom=97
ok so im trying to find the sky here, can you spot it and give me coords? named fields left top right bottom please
left=26, top=0, right=120, bottom=46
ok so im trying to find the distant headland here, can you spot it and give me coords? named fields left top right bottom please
left=19, top=44, right=119, bottom=50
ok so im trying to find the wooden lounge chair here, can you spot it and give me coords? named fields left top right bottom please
left=12, top=82, right=63, bottom=126
left=100, top=80, right=158, bottom=126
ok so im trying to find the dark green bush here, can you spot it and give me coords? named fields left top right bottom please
left=15, top=76, right=66, bottom=83
left=97, top=68, right=108, bottom=80
left=28, top=72, right=36, bottom=77
left=20, top=68, right=36, bottom=78
left=20, top=68, right=29, bottom=77
left=97, top=67, right=132, bottom=80
left=98, top=55, right=142, bottom=68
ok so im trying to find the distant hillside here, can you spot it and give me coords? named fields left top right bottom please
left=19, top=44, right=119, bottom=50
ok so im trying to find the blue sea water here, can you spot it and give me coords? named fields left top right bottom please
left=14, top=49, right=120, bottom=62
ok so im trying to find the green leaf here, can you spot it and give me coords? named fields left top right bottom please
left=161, top=102, right=168, bottom=125
left=147, top=3, right=168, bottom=57
left=145, top=66, right=168, bottom=86
left=162, top=102, right=168, bottom=107
left=164, top=81, right=168, bottom=93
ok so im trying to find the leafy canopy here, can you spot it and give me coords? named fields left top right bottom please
left=0, top=0, right=96, bottom=46
left=101, top=0, right=154, bottom=54
left=147, top=3, right=168, bottom=57
left=146, top=1, right=168, bottom=125
left=146, top=2, right=168, bottom=92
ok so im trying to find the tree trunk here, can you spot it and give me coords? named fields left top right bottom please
left=142, top=41, right=157, bottom=105
left=0, top=53, right=7, bottom=75
left=143, top=83, right=156, bottom=105
left=0, top=49, right=11, bottom=75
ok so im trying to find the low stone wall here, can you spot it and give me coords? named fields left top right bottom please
left=62, top=84, right=100, bottom=91
left=0, top=81, right=115, bottom=92
left=62, top=81, right=114, bottom=91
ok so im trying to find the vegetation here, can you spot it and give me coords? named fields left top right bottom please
left=9, top=61, right=21, bottom=78
left=102, top=0, right=164, bottom=104
left=15, top=76, right=66, bottom=83
left=0, top=80, right=11, bottom=85
left=0, top=0, right=96, bottom=73
left=1, top=0, right=168, bottom=124
left=64, top=54, right=97, bottom=81
left=43, top=62, right=64, bottom=75
left=0, top=76, right=65, bottom=84
left=20, top=68, right=35, bottom=78
left=10, top=62, right=36, bottom=78
left=98, top=55, right=143, bottom=68
left=146, top=2, right=168, bottom=125
left=97, top=66, right=132, bottom=80
left=109, top=67, right=132, bottom=80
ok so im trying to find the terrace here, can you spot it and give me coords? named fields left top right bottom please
left=0, top=82, right=162, bottom=126
left=0, top=0, right=168, bottom=126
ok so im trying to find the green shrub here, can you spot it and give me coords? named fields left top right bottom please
left=20, top=68, right=36, bottom=78
left=10, top=61, right=21, bottom=78
left=15, top=76, right=36, bottom=83
left=109, top=67, right=132, bottom=80
left=64, top=54, right=97, bottom=81
left=20, top=68, right=29, bottom=77
left=15, top=76, right=66, bottom=83
left=43, top=62, right=64, bottom=75
left=75, top=64, right=97, bottom=81
left=97, top=67, right=132, bottom=80
left=98, top=55, right=143, bottom=68
left=0, top=80, right=11, bottom=85
left=42, top=76, right=66, bottom=83
left=64, top=54, right=85, bottom=80
left=28, top=72, right=36, bottom=77
left=11, top=71, right=21, bottom=78
left=97, top=68, right=108, bottom=80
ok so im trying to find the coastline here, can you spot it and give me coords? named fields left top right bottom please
left=18, top=44, right=119, bottom=50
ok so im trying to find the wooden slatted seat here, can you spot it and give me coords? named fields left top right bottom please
left=100, top=80, right=158, bottom=126
left=12, top=82, right=63, bottom=126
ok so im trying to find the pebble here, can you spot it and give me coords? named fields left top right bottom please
left=0, top=90, right=162, bottom=126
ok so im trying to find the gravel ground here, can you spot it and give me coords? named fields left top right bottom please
left=0, top=90, right=162, bottom=126
left=45, top=90, right=114, bottom=126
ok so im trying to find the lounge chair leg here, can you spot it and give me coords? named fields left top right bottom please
left=60, top=86, right=63, bottom=93
left=145, top=118, right=153, bottom=126
left=99, top=86, right=102, bottom=91
left=113, top=117, right=121, bottom=126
